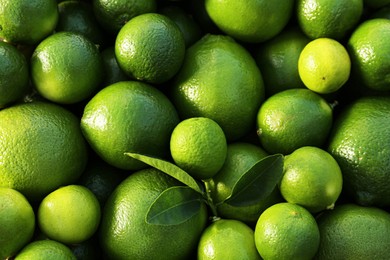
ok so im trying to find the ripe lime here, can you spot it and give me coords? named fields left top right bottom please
left=15, top=240, right=76, bottom=260
left=296, top=0, right=363, bottom=40
left=198, top=219, right=261, bottom=260
left=0, top=41, right=29, bottom=108
left=347, top=18, right=390, bottom=91
left=31, top=31, right=103, bottom=104
left=0, top=101, right=88, bottom=201
left=99, top=168, right=208, bottom=259
left=256, top=88, right=333, bottom=155
left=254, top=202, right=320, bottom=260
left=170, top=117, right=227, bottom=180
left=92, top=0, right=157, bottom=34
left=255, top=27, right=310, bottom=97
left=100, top=46, right=129, bottom=87
left=170, top=34, right=264, bottom=141
left=38, top=185, right=101, bottom=244
left=0, top=187, right=35, bottom=259
left=315, top=203, right=390, bottom=259
left=205, top=0, right=294, bottom=43
left=327, top=96, right=390, bottom=207
left=298, top=38, right=351, bottom=94
left=207, top=142, right=282, bottom=225
left=115, top=13, right=185, bottom=84
left=80, top=81, right=179, bottom=170
left=280, top=146, right=343, bottom=213
left=0, top=0, right=59, bottom=45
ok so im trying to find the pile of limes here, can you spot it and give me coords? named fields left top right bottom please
left=1, top=0, right=390, bottom=259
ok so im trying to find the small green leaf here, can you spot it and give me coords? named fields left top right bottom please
left=224, top=154, right=284, bottom=207
left=125, top=152, right=204, bottom=194
left=146, top=186, right=205, bottom=225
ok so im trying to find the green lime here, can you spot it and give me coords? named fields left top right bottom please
left=15, top=240, right=76, bottom=260
left=198, top=219, right=261, bottom=260
left=170, top=34, right=264, bottom=141
left=99, top=168, right=208, bottom=259
left=0, top=187, right=35, bottom=259
left=256, top=88, right=333, bottom=155
left=315, top=203, right=390, bottom=259
left=115, top=13, right=185, bottom=84
left=100, top=46, right=129, bottom=87
left=0, top=101, right=88, bottom=201
left=170, top=117, right=227, bottom=180
left=81, top=81, right=179, bottom=170
left=254, top=202, right=320, bottom=260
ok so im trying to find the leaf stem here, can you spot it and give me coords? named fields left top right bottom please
left=203, top=180, right=219, bottom=218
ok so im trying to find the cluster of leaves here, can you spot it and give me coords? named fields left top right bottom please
left=126, top=152, right=284, bottom=225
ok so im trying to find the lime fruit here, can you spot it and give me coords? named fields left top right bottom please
left=298, top=38, right=351, bottom=94
left=0, top=101, right=88, bottom=201
left=170, top=34, right=264, bottom=141
left=205, top=0, right=294, bottom=43
left=81, top=81, right=179, bottom=170
left=0, top=0, right=59, bottom=45
left=280, top=146, right=343, bottom=213
left=0, top=41, right=29, bottom=108
left=15, top=240, right=76, bottom=260
left=347, top=18, right=390, bottom=91
left=327, top=96, right=390, bottom=207
left=31, top=31, right=103, bottom=104
left=198, top=219, right=261, bottom=260
left=208, top=142, right=282, bottom=225
left=38, top=185, right=101, bottom=245
left=99, top=168, right=208, bottom=259
left=115, top=13, right=185, bottom=84
left=255, top=27, right=310, bottom=97
left=170, top=117, right=227, bottom=180
left=100, top=46, right=128, bottom=87
left=255, top=202, right=320, bottom=260
left=296, top=0, right=364, bottom=40
left=0, top=187, right=35, bottom=260
left=256, top=88, right=333, bottom=155
left=315, top=203, right=390, bottom=259
left=92, top=0, right=157, bottom=34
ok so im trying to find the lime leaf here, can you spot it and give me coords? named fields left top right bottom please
left=146, top=186, right=205, bottom=225
left=224, top=154, right=284, bottom=207
left=125, top=152, right=204, bottom=194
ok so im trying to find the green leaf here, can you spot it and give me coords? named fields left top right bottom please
left=224, top=154, right=284, bottom=207
left=125, top=152, right=204, bottom=194
left=146, top=186, right=205, bottom=226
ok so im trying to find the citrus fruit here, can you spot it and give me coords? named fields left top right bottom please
left=371, top=4, right=390, bottom=19
left=198, top=219, right=261, bottom=260
left=0, top=41, right=29, bottom=108
left=207, top=142, right=282, bottom=225
left=92, top=0, right=157, bottom=34
left=38, top=185, right=101, bottom=244
left=0, top=187, right=35, bottom=259
left=81, top=81, right=179, bottom=170
left=327, top=96, right=390, bottom=207
left=256, top=88, right=333, bottom=155
left=31, top=31, right=103, bottom=104
left=254, top=202, right=320, bottom=260
left=298, top=38, right=351, bottom=94
left=115, top=13, right=185, bottom=84
left=56, top=0, right=106, bottom=46
left=0, top=0, right=59, bottom=45
left=170, top=117, right=227, bottom=180
left=296, top=0, right=364, bottom=40
left=159, top=5, right=203, bottom=47
left=279, top=146, right=343, bottom=213
left=170, top=34, right=264, bottom=141
left=15, top=240, right=76, bottom=260
left=0, top=101, right=88, bottom=201
left=100, top=46, right=128, bottom=87
left=315, top=203, right=390, bottom=259
left=99, top=168, right=208, bottom=259
left=255, top=27, right=310, bottom=97
left=347, top=18, right=390, bottom=91
left=204, top=0, right=294, bottom=43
